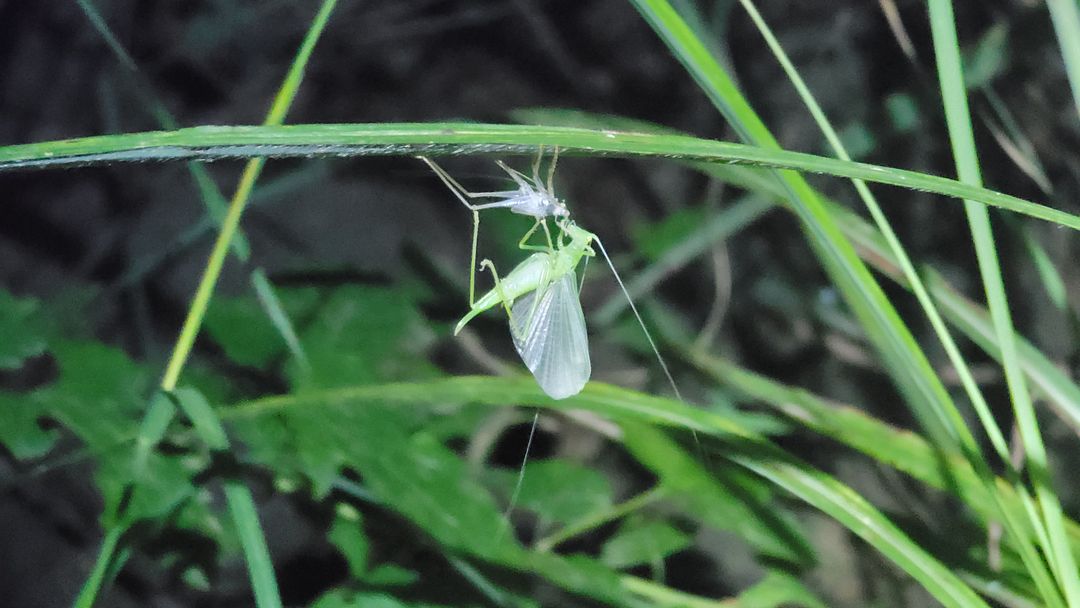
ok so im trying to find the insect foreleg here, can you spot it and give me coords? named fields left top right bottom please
left=531, top=144, right=545, bottom=187
left=517, top=219, right=555, bottom=252
left=540, top=219, right=555, bottom=250
left=546, top=146, right=559, bottom=194
left=419, top=156, right=515, bottom=202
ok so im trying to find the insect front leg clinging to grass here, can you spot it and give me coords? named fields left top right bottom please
left=418, top=148, right=569, bottom=305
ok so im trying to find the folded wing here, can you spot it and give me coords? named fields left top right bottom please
left=510, top=273, right=591, bottom=400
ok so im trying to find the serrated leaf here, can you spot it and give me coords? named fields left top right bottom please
left=0, top=392, right=57, bottom=459
left=233, top=396, right=645, bottom=605
left=328, top=509, right=369, bottom=579
left=512, top=459, right=612, bottom=525
left=204, top=295, right=285, bottom=368
left=0, top=289, right=46, bottom=368
left=293, top=286, right=436, bottom=390
left=600, top=519, right=691, bottom=569
left=310, top=590, right=449, bottom=608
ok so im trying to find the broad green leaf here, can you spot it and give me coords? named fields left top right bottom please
left=310, top=590, right=451, bottom=608
left=293, top=286, right=436, bottom=390
left=510, top=459, right=612, bottom=525
left=230, top=390, right=648, bottom=605
left=0, top=392, right=57, bottom=459
left=734, top=571, right=829, bottom=608
left=600, top=518, right=692, bottom=569
left=204, top=295, right=286, bottom=368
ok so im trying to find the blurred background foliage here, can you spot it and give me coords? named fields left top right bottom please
left=1, top=0, right=1079, bottom=606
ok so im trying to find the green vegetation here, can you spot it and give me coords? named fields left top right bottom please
left=1, top=1, right=1078, bottom=606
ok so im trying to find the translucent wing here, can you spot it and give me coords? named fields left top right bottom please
left=510, top=273, right=591, bottom=400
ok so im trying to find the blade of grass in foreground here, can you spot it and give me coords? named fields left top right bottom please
left=222, top=377, right=990, bottom=608
left=513, top=106, right=1080, bottom=442
left=679, top=348, right=1080, bottom=560
left=2, top=125, right=1078, bottom=231
left=737, top=0, right=1058, bottom=600
left=1046, top=0, right=1080, bottom=121
left=736, top=0, right=1012, bottom=468
left=170, top=388, right=279, bottom=608
left=927, top=1, right=1080, bottom=603
left=74, top=0, right=250, bottom=261
left=628, top=0, right=968, bottom=453
left=78, top=3, right=339, bottom=608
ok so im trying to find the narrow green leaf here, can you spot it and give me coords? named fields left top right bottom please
left=628, top=0, right=965, bottom=452
left=927, top=1, right=1080, bottom=602
left=621, top=421, right=813, bottom=564
left=171, top=387, right=281, bottom=608
left=3, top=125, right=1076, bottom=231
left=1046, top=0, right=1080, bottom=121
left=925, top=270, right=1080, bottom=434
left=250, top=269, right=310, bottom=371
left=223, top=482, right=283, bottom=608
left=679, top=349, right=1080, bottom=561
left=74, top=0, right=250, bottom=260
left=224, top=377, right=991, bottom=608
left=169, top=387, right=229, bottom=450
left=72, top=525, right=125, bottom=608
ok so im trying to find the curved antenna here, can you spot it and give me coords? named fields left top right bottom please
left=593, top=236, right=683, bottom=402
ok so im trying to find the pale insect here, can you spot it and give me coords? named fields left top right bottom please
left=423, top=152, right=686, bottom=526
left=417, top=148, right=570, bottom=308
left=419, top=151, right=680, bottom=402
left=454, top=218, right=597, bottom=399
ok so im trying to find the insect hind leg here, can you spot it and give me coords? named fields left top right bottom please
left=478, top=260, right=515, bottom=330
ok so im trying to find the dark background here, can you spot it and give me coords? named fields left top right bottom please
left=2, top=1, right=1079, bottom=606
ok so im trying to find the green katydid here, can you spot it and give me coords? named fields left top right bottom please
left=420, top=152, right=682, bottom=402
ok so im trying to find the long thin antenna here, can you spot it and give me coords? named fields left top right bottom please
left=495, top=410, right=540, bottom=549
left=594, top=236, right=683, bottom=402
left=503, top=411, right=539, bottom=520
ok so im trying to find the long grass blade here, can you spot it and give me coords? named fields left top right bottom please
left=680, top=348, right=1080, bottom=557
left=737, top=1, right=1062, bottom=599
left=73, top=0, right=250, bottom=261
left=735, top=0, right=1011, bottom=465
left=2, top=125, right=1078, bottom=233
left=118, top=3, right=339, bottom=608
left=1046, top=0, right=1080, bottom=121
left=926, top=1, right=1080, bottom=602
left=171, top=388, right=280, bottom=608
